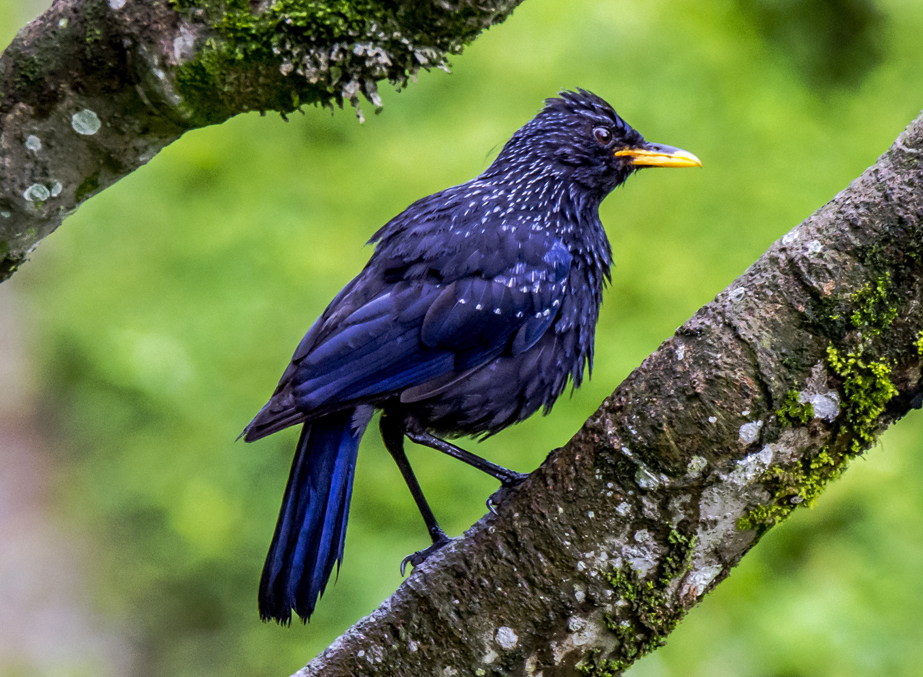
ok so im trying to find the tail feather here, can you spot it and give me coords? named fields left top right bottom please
left=258, top=407, right=370, bottom=624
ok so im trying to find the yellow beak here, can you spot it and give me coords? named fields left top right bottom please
left=614, top=143, right=702, bottom=168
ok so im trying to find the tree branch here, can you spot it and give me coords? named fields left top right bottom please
left=296, top=112, right=923, bottom=676
left=0, top=0, right=523, bottom=280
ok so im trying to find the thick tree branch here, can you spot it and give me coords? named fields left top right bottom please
left=297, top=113, right=923, bottom=676
left=0, top=0, right=522, bottom=280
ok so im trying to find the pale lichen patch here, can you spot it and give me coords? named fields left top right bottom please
left=173, top=26, right=197, bottom=62
left=552, top=617, right=608, bottom=665
left=568, top=616, right=587, bottom=633
left=23, top=184, right=50, bottom=202
left=728, top=446, right=774, bottom=485
left=496, top=626, right=518, bottom=650
left=686, top=456, right=707, bottom=477
left=798, top=362, right=841, bottom=421
left=801, top=390, right=839, bottom=420
left=684, top=563, right=722, bottom=597
left=24, top=135, right=41, bottom=152
left=574, top=584, right=586, bottom=603
left=624, top=529, right=658, bottom=575
left=738, top=420, right=763, bottom=445
left=782, top=227, right=800, bottom=245
left=635, top=467, right=660, bottom=490
left=71, top=109, right=102, bottom=135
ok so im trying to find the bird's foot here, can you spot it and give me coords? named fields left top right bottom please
left=486, top=472, right=529, bottom=515
left=400, top=533, right=455, bottom=576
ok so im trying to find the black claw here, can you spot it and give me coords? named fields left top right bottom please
left=400, top=535, right=454, bottom=576
left=487, top=473, right=528, bottom=513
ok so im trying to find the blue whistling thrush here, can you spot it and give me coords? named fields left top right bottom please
left=243, top=89, right=701, bottom=624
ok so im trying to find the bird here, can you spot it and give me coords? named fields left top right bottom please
left=242, top=89, right=701, bottom=624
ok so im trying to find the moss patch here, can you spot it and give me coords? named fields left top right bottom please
left=740, top=272, right=902, bottom=533
left=826, top=344, right=898, bottom=453
left=75, top=171, right=101, bottom=203
left=170, top=0, right=519, bottom=125
left=578, top=649, right=623, bottom=677
left=776, top=389, right=814, bottom=427
left=579, top=529, right=695, bottom=674
left=848, top=272, right=898, bottom=335
left=740, top=344, right=897, bottom=532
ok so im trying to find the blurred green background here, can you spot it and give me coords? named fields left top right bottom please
left=2, top=0, right=922, bottom=675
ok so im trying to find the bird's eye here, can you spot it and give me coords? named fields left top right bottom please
left=593, top=127, right=612, bottom=146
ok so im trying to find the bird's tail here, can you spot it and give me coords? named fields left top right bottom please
left=258, top=407, right=371, bottom=624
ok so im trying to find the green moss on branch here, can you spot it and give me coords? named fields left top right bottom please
left=739, top=275, right=902, bottom=532
left=848, top=273, right=898, bottom=335
left=170, top=0, right=520, bottom=125
left=579, top=529, right=695, bottom=674
left=776, top=389, right=814, bottom=427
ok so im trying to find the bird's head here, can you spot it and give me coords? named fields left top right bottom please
left=494, top=89, right=701, bottom=199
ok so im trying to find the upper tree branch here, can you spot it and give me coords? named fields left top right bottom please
left=296, top=113, right=923, bottom=676
left=0, top=0, right=523, bottom=280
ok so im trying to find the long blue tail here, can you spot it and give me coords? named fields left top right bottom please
left=258, top=407, right=370, bottom=624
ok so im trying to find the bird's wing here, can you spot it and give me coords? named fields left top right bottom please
left=418, top=237, right=572, bottom=367
left=297, top=234, right=570, bottom=403
left=244, top=220, right=571, bottom=440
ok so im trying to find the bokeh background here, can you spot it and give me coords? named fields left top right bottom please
left=2, top=0, right=923, bottom=675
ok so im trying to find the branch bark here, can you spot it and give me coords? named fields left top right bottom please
left=297, top=113, right=923, bottom=676
left=0, top=0, right=523, bottom=280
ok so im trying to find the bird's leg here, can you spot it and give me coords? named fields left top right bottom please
left=380, top=413, right=453, bottom=575
left=401, top=418, right=528, bottom=514
left=403, top=420, right=529, bottom=487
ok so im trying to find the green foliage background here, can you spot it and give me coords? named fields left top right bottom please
left=3, top=0, right=923, bottom=674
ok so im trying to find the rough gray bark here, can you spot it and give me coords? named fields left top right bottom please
left=296, top=113, right=923, bottom=676
left=0, top=0, right=523, bottom=280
